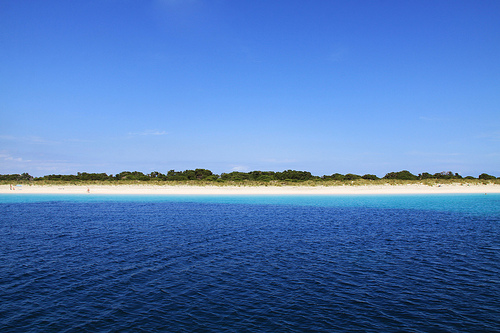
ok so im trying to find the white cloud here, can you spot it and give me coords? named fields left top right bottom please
left=0, top=152, right=30, bottom=163
left=231, top=165, right=250, bottom=172
left=405, top=151, right=462, bottom=157
left=0, top=135, right=59, bottom=145
left=261, top=158, right=297, bottom=164
left=128, top=130, right=168, bottom=136
left=419, top=116, right=444, bottom=122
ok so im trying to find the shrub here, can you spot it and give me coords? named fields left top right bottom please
left=362, top=174, right=379, bottom=180
left=344, top=173, right=362, bottom=180
left=383, top=170, right=418, bottom=180
left=478, top=173, right=496, bottom=180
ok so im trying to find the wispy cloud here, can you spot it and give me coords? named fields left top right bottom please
left=0, top=152, right=30, bottom=163
left=418, top=116, right=445, bottom=122
left=261, top=158, right=297, bottom=164
left=0, top=135, right=59, bottom=145
left=231, top=165, right=250, bottom=172
left=0, top=150, right=86, bottom=176
left=477, top=131, right=500, bottom=142
left=406, top=151, right=462, bottom=157
left=128, top=130, right=168, bottom=136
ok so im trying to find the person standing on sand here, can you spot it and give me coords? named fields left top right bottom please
left=87, top=188, right=90, bottom=193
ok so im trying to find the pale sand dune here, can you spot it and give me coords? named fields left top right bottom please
left=1, top=184, right=499, bottom=195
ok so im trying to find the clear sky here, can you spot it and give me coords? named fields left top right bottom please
left=1, top=0, right=499, bottom=177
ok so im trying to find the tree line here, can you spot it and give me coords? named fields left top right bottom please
left=0, top=169, right=498, bottom=182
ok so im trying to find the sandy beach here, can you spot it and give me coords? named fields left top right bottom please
left=1, top=183, right=499, bottom=195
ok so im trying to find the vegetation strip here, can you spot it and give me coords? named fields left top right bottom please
left=1, top=170, right=497, bottom=186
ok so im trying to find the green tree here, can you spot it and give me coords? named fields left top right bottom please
left=115, top=171, right=149, bottom=181
left=77, top=172, right=110, bottom=181
left=0, top=173, right=33, bottom=181
left=344, top=173, right=362, bottom=181
left=276, top=170, right=313, bottom=181
left=149, top=171, right=167, bottom=180
left=322, top=173, right=345, bottom=181
left=194, top=169, right=216, bottom=180
left=220, top=172, right=250, bottom=181
left=433, top=171, right=461, bottom=179
left=383, top=170, right=418, bottom=180
left=478, top=173, right=496, bottom=180
left=166, top=170, right=187, bottom=181
left=418, top=172, right=433, bottom=179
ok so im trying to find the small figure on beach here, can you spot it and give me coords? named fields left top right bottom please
left=87, top=188, right=90, bottom=193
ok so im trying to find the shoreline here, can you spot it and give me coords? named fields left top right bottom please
left=1, top=183, right=499, bottom=195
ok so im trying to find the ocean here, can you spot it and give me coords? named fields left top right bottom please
left=1, top=194, right=499, bottom=332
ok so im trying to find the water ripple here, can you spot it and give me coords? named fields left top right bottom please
left=1, top=201, right=499, bottom=332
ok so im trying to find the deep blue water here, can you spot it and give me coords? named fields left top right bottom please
left=1, top=194, right=499, bottom=332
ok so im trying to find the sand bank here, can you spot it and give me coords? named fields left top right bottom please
left=1, top=183, right=499, bottom=195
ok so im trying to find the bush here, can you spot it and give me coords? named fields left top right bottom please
left=344, top=173, right=362, bottom=180
left=418, top=172, right=433, bottom=179
left=0, top=173, right=34, bottom=181
left=322, top=173, right=345, bottom=181
left=478, top=173, right=496, bottom=180
left=383, top=170, right=418, bottom=180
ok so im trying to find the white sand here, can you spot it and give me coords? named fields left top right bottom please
left=1, top=183, right=499, bottom=195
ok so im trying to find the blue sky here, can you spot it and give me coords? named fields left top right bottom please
left=1, top=0, right=499, bottom=177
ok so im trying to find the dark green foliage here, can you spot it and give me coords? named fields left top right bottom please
left=432, top=171, right=462, bottom=179
left=0, top=174, right=17, bottom=181
left=183, top=169, right=215, bottom=180
left=383, top=170, right=418, bottom=180
left=419, top=171, right=464, bottom=180
left=149, top=171, right=167, bottom=180
left=1, top=169, right=496, bottom=183
left=20, top=173, right=33, bottom=180
left=183, top=170, right=197, bottom=180
left=322, top=173, right=345, bottom=181
left=256, top=175, right=273, bottom=182
left=164, top=169, right=215, bottom=181
left=249, top=171, right=276, bottom=181
left=77, top=172, right=111, bottom=181
left=37, top=173, right=113, bottom=181
left=220, top=172, right=250, bottom=181
left=275, top=170, right=314, bottom=181
left=0, top=173, right=33, bottom=181
left=478, top=173, right=496, bottom=180
left=166, top=170, right=188, bottom=181
left=115, top=171, right=150, bottom=181
left=220, top=170, right=314, bottom=182
left=418, top=172, right=433, bottom=179
left=194, top=169, right=215, bottom=180
left=344, top=173, right=362, bottom=181
left=40, top=174, right=78, bottom=181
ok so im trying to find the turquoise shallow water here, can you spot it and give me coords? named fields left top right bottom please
left=1, top=193, right=499, bottom=215
left=1, top=194, right=499, bottom=332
